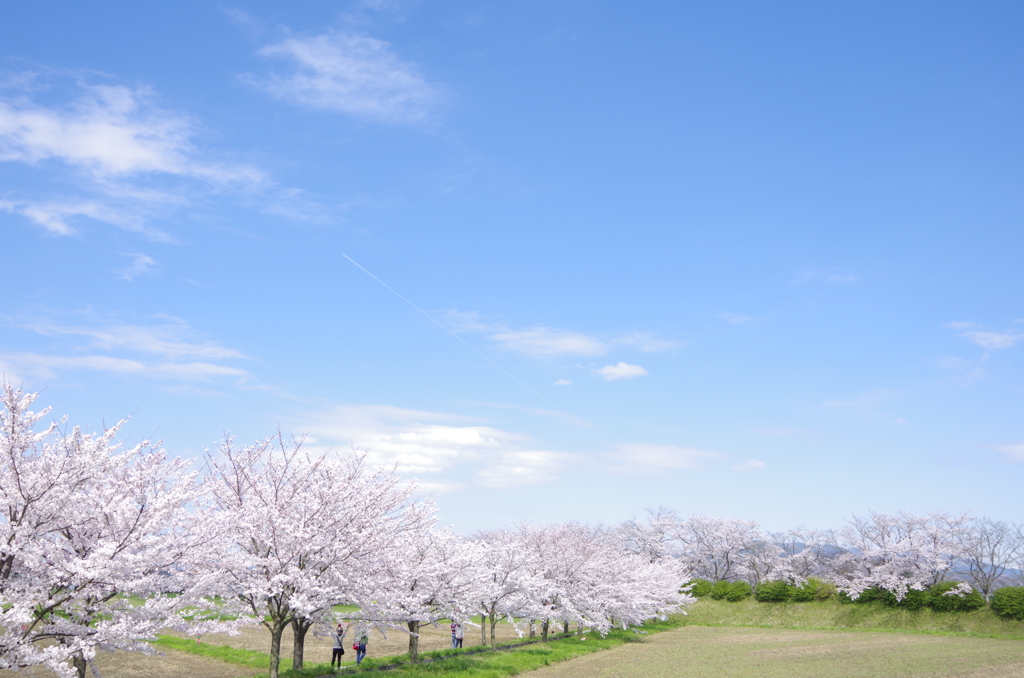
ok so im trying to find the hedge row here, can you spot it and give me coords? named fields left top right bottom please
left=688, top=579, right=1024, bottom=617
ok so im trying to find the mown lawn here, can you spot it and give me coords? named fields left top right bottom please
left=680, top=598, right=1024, bottom=638
left=524, top=625, right=1024, bottom=678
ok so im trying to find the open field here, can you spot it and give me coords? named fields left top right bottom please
left=5, top=601, right=1024, bottom=678
left=525, top=626, right=1024, bottom=678
left=681, top=599, right=1024, bottom=637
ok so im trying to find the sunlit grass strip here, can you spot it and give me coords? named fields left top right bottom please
left=278, top=619, right=683, bottom=678
left=153, top=634, right=273, bottom=669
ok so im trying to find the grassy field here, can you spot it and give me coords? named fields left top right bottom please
left=524, top=625, right=1024, bottom=678
left=680, top=598, right=1024, bottom=638
left=6, top=600, right=1024, bottom=678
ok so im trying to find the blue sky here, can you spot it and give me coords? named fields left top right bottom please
left=2, top=1, right=1022, bottom=533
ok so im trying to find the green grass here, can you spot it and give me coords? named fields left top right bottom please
left=681, top=598, right=1024, bottom=639
left=152, top=634, right=274, bottom=669
left=278, top=620, right=681, bottom=678
left=154, top=619, right=682, bottom=678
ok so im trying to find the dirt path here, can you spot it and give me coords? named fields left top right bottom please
left=524, top=626, right=1024, bottom=678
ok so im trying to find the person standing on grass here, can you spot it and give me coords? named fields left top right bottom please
left=450, top=620, right=463, bottom=649
left=331, top=622, right=349, bottom=669
left=355, top=629, right=369, bottom=665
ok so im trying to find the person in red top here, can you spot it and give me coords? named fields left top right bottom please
left=450, top=621, right=463, bottom=648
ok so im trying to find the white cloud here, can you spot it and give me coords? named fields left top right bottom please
left=606, top=443, right=721, bottom=472
left=732, top=459, right=766, bottom=471
left=0, top=198, right=169, bottom=240
left=292, top=404, right=575, bottom=486
left=997, top=444, right=1024, bottom=464
left=20, top=316, right=245, bottom=360
left=553, top=379, right=572, bottom=386
left=0, top=84, right=259, bottom=182
left=118, top=253, right=158, bottom=281
left=475, top=450, right=569, bottom=488
left=613, top=331, right=681, bottom=352
left=945, top=321, right=1023, bottom=350
left=1, top=314, right=249, bottom=383
left=595, top=362, right=647, bottom=380
left=249, top=32, right=440, bottom=123
left=440, top=310, right=677, bottom=359
left=961, top=331, right=1022, bottom=350
left=490, top=327, right=607, bottom=357
left=718, top=312, right=755, bottom=324
left=0, top=353, right=246, bottom=381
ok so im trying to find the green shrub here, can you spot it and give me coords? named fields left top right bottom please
left=992, top=586, right=1024, bottom=620
left=837, top=586, right=927, bottom=609
left=755, top=580, right=794, bottom=603
left=791, top=577, right=836, bottom=602
left=878, top=587, right=929, bottom=610
left=724, top=581, right=752, bottom=602
left=708, top=580, right=751, bottom=601
left=688, top=579, right=713, bottom=598
left=927, top=582, right=985, bottom=612
left=709, top=580, right=731, bottom=600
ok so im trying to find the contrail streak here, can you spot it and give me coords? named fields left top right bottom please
left=340, top=252, right=552, bottom=406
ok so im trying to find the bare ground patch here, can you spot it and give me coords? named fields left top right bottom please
left=0, top=645, right=263, bottom=678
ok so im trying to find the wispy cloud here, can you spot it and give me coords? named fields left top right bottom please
left=604, top=443, right=721, bottom=472
left=440, top=310, right=675, bottom=359
left=613, top=331, right=681, bottom=352
left=0, top=74, right=317, bottom=245
left=1, top=313, right=249, bottom=383
left=945, top=321, right=1022, bottom=350
left=732, top=459, right=766, bottom=471
left=997, top=443, right=1024, bottom=464
left=594, top=362, right=647, bottom=381
left=291, top=404, right=577, bottom=487
left=0, top=353, right=246, bottom=381
left=718, top=312, right=755, bottom=324
left=118, top=253, right=158, bottom=281
left=19, top=315, right=246, bottom=360
left=247, top=31, right=441, bottom=123
left=553, top=378, right=571, bottom=386
left=0, top=82, right=260, bottom=182
left=490, top=327, right=606, bottom=356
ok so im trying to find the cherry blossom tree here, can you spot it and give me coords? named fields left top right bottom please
left=0, top=385, right=231, bottom=678
left=958, top=517, right=1023, bottom=601
left=830, top=511, right=970, bottom=601
left=204, top=433, right=433, bottom=678
left=364, top=527, right=482, bottom=662
left=472, top=528, right=542, bottom=646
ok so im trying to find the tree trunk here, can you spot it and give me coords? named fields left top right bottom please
left=481, top=614, right=487, bottom=645
left=529, top=619, right=535, bottom=638
left=563, top=621, right=569, bottom=635
left=489, top=604, right=498, bottom=647
left=407, top=620, right=420, bottom=663
left=268, top=622, right=286, bottom=678
left=577, top=621, right=583, bottom=636
left=72, top=651, right=87, bottom=678
left=541, top=618, right=549, bottom=641
left=291, top=617, right=313, bottom=670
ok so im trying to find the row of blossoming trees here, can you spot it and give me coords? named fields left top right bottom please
left=3, top=386, right=1021, bottom=678
left=619, top=508, right=1024, bottom=604
left=0, top=386, right=689, bottom=678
